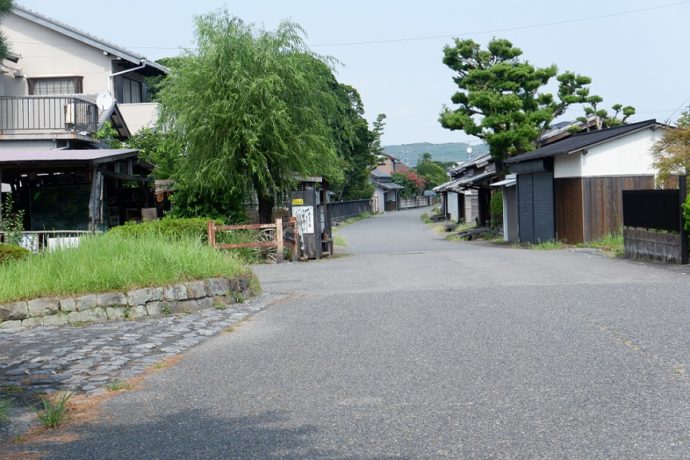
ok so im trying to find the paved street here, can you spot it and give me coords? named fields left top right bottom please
left=6, top=208, right=690, bottom=458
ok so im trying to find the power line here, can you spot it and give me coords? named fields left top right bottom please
left=664, top=96, right=690, bottom=124
left=310, top=0, right=690, bottom=47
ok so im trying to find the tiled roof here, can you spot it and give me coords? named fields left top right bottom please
left=505, top=119, right=659, bottom=164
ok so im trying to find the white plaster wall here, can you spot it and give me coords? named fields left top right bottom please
left=118, top=103, right=160, bottom=134
left=372, top=188, right=385, bottom=213
left=447, top=192, right=459, bottom=222
left=580, top=128, right=658, bottom=177
left=1, top=13, right=113, bottom=95
left=554, top=152, right=582, bottom=178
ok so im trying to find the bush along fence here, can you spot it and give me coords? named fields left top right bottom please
left=329, top=199, right=371, bottom=222
left=622, top=175, right=688, bottom=264
left=0, top=276, right=252, bottom=330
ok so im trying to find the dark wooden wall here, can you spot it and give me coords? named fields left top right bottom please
left=582, top=175, right=655, bottom=241
left=554, top=178, right=584, bottom=243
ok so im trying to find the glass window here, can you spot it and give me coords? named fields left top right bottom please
left=28, top=77, right=83, bottom=95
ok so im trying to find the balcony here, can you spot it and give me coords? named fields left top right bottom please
left=0, top=96, right=98, bottom=137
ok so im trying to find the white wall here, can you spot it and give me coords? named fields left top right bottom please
left=554, top=127, right=659, bottom=178
left=372, top=187, right=385, bottom=213
left=581, top=127, right=658, bottom=177
left=554, top=152, right=582, bottom=178
left=463, top=190, right=479, bottom=224
left=447, top=191, right=459, bottom=222
left=2, top=14, right=113, bottom=96
left=118, top=103, right=160, bottom=134
left=0, top=140, right=56, bottom=152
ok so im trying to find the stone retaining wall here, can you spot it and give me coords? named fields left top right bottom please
left=0, top=276, right=252, bottom=330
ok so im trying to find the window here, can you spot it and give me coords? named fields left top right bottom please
left=27, top=77, right=83, bottom=95
left=115, top=76, right=147, bottom=103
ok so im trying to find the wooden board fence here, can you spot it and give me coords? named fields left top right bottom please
left=208, top=218, right=300, bottom=263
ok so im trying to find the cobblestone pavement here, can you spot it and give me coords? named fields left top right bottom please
left=0, top=294, right=273, bottom=398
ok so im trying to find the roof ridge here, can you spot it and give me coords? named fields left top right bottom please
left=12, top=3, right=146, bottom=62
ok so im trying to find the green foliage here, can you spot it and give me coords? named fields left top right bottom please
left=126, top=128, right=182, bottom=180
left=0, top=234, right=249, bottom=303
left=0, top=243, right=29, bottom=265
left=167, top=184, right=246, bottom=223
left=439, top=38, right=598, bottom=161
left=576, top=101, right=636, bottom=130
left=328, top=85, right=379, bottom=201
left=108, top=217, right=212, bottom=241
left=490, top=192, right=503, bottom=228
left=370, top=114, right=387, bottom=156
left=652, top=111, right=690, bottom=185
left=93, top=122, right=123, bottom=149
left=391, top=172, right=425, bottom=198
left=0, top=195, right=25, bottom=246
left=36, top=392, right=71, bottom=428
left=414, top=153, right=448, bottom=188
left=0, top=0, right=12, bottom=61
left=158, top=12, right=343, bottom=223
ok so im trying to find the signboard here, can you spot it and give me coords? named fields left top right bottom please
left=292, top=206, right=314, bottom=234
left=291, top=198, right=304, bottom=205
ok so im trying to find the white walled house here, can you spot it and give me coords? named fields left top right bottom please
left=505, top=119, right=664, bottom=243
left=0, top=4, right=167, bottom=134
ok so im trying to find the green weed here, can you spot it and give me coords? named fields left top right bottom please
left=105, top=380, right=130, bottom=392
left=36, top=392, right=71, bottom=428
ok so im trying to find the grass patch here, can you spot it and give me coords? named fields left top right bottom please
left=525, top=240, right=568, bottom=250
left=36, top=392, right=71, bottom=428
left=333, top=235, right=348, bottom=247
left=0, top=397, right=10, bottom=422
left=105, top=380, right=130, bottom=392
left=576, top=232, right=624, bottom=257
left=0, top=234, right=250, bottom=303
left=420, top=212, right=433, bottom=224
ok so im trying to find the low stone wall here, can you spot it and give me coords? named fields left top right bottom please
left=623, top=228, right=683, bottom=264
left=0, top=276, right=252, bottom=330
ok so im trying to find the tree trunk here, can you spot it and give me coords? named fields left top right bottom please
left=257, top=193, right=275, bottom=224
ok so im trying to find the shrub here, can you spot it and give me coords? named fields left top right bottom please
left=108, top=217, right=215, bottom=241
left=490, top=192, right=503, bottom=228
left=0, top=244, right=29, bottom=265
left=0, top=196, right=25, bottom=246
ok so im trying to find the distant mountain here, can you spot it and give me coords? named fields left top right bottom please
left=383, top=142, right=489, bottom=167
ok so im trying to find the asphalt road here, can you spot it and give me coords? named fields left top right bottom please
left=27, top=209, right=690, bottom=458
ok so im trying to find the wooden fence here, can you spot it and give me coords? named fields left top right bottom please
left=621, top=176, right=688, bottom=264
left=207, top=218, right=301, bottom=263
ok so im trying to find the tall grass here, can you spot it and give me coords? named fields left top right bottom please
left=0, top=234, right=250, bottom=303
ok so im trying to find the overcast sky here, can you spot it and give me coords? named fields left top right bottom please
left=13, top=0, right=690, bottom=145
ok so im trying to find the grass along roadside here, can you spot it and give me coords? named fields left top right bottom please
left=331, top=212, right=376, bottom=249
left=515, top=233, right=624, bottom=257
left=0, top=233, right=251, bottom=303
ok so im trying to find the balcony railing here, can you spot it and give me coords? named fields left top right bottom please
left=0, top=96, right=98, bottom=134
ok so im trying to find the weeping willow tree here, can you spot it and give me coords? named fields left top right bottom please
left=159, top=10, right=342, bottom=223
left=0, top=0, right=13, bottom=60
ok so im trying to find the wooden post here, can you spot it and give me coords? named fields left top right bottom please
left=289, top=216, right=299, bottom=262
left=207, top=220, right=216, bottom=248
left=275, top=218, right=284, bottom=263
left=680, top=175, right=688, bottom=265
